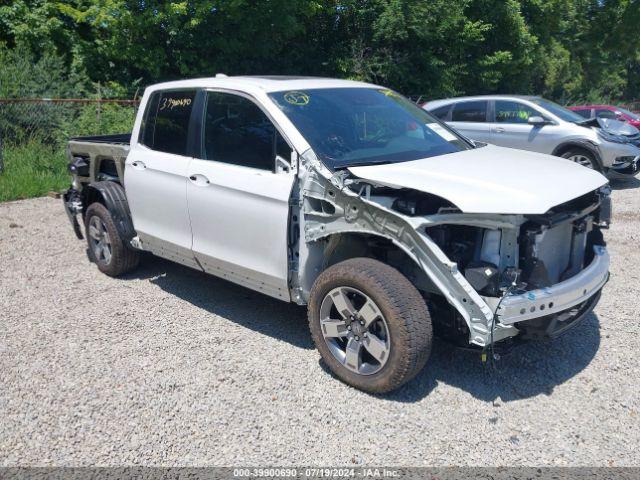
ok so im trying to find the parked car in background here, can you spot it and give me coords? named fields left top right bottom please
left=62, top=76, right=612, bottom=393
left=569, top=104, right=640, bottom=128
left=423, top=95, right=640, bottom=177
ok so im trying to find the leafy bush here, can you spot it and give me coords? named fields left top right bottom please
left=0, top=142, right=69, bottom=202
left=0, top=46, right=81, bottom=144
left=63, top=102, right=137, bottom=138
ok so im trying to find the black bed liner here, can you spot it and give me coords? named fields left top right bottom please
left=69, top=133, right=131, bottom=145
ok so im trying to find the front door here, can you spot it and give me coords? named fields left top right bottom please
left=186, top=90, right=296, bottom=300
left=489, top=100, right=550, bottom=152
left=125, top=89, right=199, bottom=268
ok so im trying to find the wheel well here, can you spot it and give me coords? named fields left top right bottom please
left=554, top=143, right=582, bottom=156
left=320, top=232, right=435, bottom=294
left=552, top=142, right=602, bottom=170
left=81, top=185, right=106, bottom=216
left=80, top=181, right=137, bottom=247
left=310, top=232, right=460, bottom=343
left=553, top=142, right=597, bottom=159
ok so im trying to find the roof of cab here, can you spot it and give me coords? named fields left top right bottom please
left=145, top=75, right=380, bottom=93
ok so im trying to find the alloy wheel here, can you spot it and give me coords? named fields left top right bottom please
left=88, top=215, right=112, bottom=265
left=319, top=286, right=390, bottom=375
left=567, top=154, right=595, bottom=169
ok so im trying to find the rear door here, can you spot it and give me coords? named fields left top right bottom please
left=186, top=90, right=296, bottom=300
left=124, top=89, right=200, bottom=268
left=448, top=100, right=491, bottom=143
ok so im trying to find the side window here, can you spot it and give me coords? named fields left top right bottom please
left=140, top=92, right=160, bottom=148
left=139, top=89, right=196, bottom=156
left=203, top=91, right=288, bottom=171
left=430, top=105, right=451, bottom=120
left=573, top=109, right=593, bottom=119
left=595, top=109, right=618, bottom=120
left=494, top=100, right=538, bottom=124
left=451, top=101, right=487, bottom=123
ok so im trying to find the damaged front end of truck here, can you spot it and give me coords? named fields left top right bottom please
left=291, top=149, right=611, bottom=349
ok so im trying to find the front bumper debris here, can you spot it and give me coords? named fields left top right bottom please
left=496, top=245, right=609, bottom=325
left=516, top=290, right=601, bottom=340
left=609, top=155, right=640, bottom=176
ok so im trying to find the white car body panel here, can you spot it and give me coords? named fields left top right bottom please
left=124, top=144, right=195, bottom=261
left=348, top=144, right=608, bottom=214
left=186, top=158, right=294, bottom=300
left=424, top=96, right=640, bottom=171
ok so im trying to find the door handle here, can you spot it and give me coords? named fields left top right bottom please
left=494, top=127, right=505, bottom=133
left=189, top=174, right=210, bottom=185
left=131, top=161, right=146, bottom=169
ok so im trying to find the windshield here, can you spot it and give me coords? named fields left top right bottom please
left=268, top=88, right=472, bottom=169
left=617, top=106, right=640, bottom=121
left=529, top=98, right=586, bottom=123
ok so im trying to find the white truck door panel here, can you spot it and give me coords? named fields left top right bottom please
left=187, top=160, right=294, bottom=299
left=124, top=89, right=198, bottom=268
left=125, top=147, right=195, bottom=264
left=186, top=90, right=295, bottom=300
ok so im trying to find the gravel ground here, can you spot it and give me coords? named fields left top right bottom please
left=1, top=178, right=639, bottom=467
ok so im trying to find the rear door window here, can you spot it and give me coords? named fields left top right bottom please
left=430, top=105, right=451, bottom=121
left=139, top=89, right=197, bottom=156
left=451, top=101, right=488, bottom=123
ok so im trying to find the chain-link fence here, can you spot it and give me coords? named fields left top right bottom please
left=0, top=98, right=139, bottom=173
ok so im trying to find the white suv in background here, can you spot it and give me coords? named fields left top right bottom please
left=424, top=95, right=640, bottom=177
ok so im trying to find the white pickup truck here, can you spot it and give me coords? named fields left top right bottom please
left=63, top=76, right=611, bottom=393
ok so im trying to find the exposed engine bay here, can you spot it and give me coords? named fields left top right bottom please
left=293, top=149, right=611, bottom=348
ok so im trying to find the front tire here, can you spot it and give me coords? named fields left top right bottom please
left=560, top=148, right=601, bottom=171
left=84, top=202, right=139, bottom=277
left=308, top=258, right=433, bottom=393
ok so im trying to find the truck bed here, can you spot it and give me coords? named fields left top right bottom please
left=69, top=133, right=131, bottom=145
left=67, top=133, right=132, bottom=185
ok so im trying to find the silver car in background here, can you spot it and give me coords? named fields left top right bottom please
left=423, top=95, right=640, bottom=177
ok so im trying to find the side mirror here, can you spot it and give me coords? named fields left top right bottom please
left=528, top=115, right=548, bottom=126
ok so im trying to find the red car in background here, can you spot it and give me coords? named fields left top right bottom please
left=568, top=104, right=640, bottom=128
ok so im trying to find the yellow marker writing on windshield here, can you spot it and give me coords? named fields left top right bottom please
left=284, top=91, right=310, bottom=106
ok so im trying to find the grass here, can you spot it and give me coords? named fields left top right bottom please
left=0, top=142, right=69, bottom=202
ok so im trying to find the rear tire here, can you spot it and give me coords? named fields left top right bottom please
left=308, top=258, right=432, bottom=393
left=560, top=148, right=601, bottom=171
left=84, top=202, right=139, bottom=277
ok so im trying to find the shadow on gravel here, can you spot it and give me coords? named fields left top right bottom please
left=610, top=176, right=640, bottom=190
left=121, top=256, right=313, bottom=350
left=383, top=312, right=601, bottom=403
left=122, top=256, right=601, bottom=403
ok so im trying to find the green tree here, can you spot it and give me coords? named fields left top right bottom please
left=1, top=0, right=640, bottom=103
